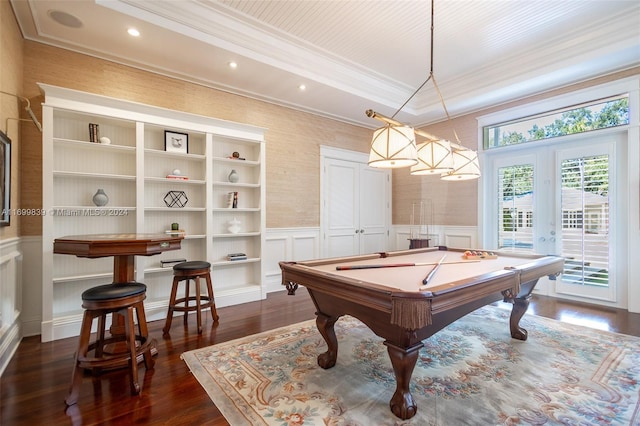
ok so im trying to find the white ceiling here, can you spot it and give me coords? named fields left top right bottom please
left=10, top=0, right=640, bottom=128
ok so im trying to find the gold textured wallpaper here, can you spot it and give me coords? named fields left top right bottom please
left=0, top=0, right=23, bottom=240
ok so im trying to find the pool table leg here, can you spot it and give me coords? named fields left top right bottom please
left=316, top=313, right=339, bottom=369
left=510, top=296, right=530, bottom=340
left=385, top=341, right=423, bottom=420
left=284, top=280, right=298, bottom=295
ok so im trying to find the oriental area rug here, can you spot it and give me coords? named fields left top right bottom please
left=181, top=305, right=640, bottom=426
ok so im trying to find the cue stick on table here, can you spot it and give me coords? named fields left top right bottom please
left=422, top=254, right=447, bottom=285
left=335, top=259, right=477, bottom=270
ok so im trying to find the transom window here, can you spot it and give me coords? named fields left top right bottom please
left=483, top=95, right=629, bottom=150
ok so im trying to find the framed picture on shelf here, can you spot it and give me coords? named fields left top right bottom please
left=164, top=130, right=188, bottom=154
left=0, top=131, right=11, bottom=226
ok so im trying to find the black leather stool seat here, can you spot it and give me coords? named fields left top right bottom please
left=82, top=283, right=146, bottom=301
left=173, top=261, right=211, bottom=271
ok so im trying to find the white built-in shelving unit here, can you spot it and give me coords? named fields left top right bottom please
left=40, top=83, right=266, bottom=341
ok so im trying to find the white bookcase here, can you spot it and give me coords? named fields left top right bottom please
left=39, top=83, right=266, bottom=342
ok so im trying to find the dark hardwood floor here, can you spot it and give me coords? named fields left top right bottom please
left=1, top=290, right=638, bottom=425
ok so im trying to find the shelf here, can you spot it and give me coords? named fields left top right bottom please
left=52, top=205, right=136, bottom=210
left=144, top=266, right=179, bottom=274
left=211, top=257, right=261, bottom=267
left=212, top=181, right=260, bottom=188
left=212, top=232, right=261, bottom=238
left=145, top=176, right=206, bottom=185
left=211, top=156, right=260, bottom=166
left=144, top=148, right=206, bottom=160
left=144, top=207, right=206, bottom=212
left=182, top=234, right=206, bottom=239
left=53, top=271, right=114, bottom=284
left=54, top=138, right=136, bottom=152
left=53, top=170, right=136, bottom=180
left=158, top=234, right=206, bottom=239
left=212, top=207, right=260, bottom=212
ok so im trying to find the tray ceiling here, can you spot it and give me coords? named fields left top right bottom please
left=10, top=0, right=640, bottom=128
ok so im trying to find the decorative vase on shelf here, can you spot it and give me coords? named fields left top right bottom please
left=228, top=169, right=239, bottom=183
left=228, top=217, right=241, bottom=234
left=92, top=189, right=109, bottom=207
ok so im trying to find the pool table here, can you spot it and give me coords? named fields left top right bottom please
left=279, top=246, right=564, bottom=420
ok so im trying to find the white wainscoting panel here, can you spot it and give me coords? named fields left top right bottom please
left=393, top=229, right=442, bottom=250
left=443, top=227, right=478, bottom=249
left=392, top=225, right=477, bottom=251
left=264, top=228, right=320, bottom=294
left=0, top=237, right=22, bottom=376
left=18, top=236, right=42, bottom=337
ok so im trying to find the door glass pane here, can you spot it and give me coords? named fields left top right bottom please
left=497, top=164, right=534, bottom=251
left=560, top=155, right=609, bottom=287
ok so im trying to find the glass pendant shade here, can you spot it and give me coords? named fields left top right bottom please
left=410, top=139, right=454, bottom=175
left=368, top=124, right=418, bottom=168
left=440, top=148, right=481, bottom=180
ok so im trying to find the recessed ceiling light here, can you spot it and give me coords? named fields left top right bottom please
left=127, top=28, right=140, bottom=37
left=48, top=10, right=83, bottom=28
left=298, top=84, right=306, bottom=91
left=228, top=61, right=238, bottom=69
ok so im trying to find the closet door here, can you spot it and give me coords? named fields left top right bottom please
left=358, top=165, right=389, bottom=254
left=322, top=154, right=389, bottom=258
left=325, top=158, right=359, bottom=257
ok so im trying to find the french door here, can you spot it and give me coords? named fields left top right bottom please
left=483, top=132, right=622, bottom=301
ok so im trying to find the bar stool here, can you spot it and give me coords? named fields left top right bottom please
left=163, top=261, right=219, bottom=335
left=65, top=282, right=155, bottom=406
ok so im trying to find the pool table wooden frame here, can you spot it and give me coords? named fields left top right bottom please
left=279, top=246, right=564, bottom=420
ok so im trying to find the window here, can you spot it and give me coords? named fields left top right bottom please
left=498, top=164, right=534, bottom=250
left=560, top=155, right=609, bottom=287
left=484, top=96, right=629, bottom=149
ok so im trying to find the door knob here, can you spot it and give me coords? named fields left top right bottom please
left=360, top=229, right=365, bottom=233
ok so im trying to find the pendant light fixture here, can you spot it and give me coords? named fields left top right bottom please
left=368, top=124, right=418, bottom=168
left=440, top=148, right=481, bottom=180
left=366, top=0, right=479, bottom=180
left=411, top=139, right=453, bottom=175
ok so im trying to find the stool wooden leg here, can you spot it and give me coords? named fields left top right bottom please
left=182, top=279, right=190, bottom=326
left=195, top=277, right=203, bottom=334
left=135, top=301, right=155, bottom=369
left=95, top=313, right=106, bottom=359
left=123, top=306, right=141, bottom=395
left=163, top=277, right=180, bottom=335
left=205, top=273, right=219, bottom=323
left=93, top=313, right=107, bottom=375
left=66, top=311, right=94, bottom=406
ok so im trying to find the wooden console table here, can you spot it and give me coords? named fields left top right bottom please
left=54, top=233, right=183, bottom=361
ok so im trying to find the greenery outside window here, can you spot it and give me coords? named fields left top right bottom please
left=483, top=95, right=629, bottom=149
